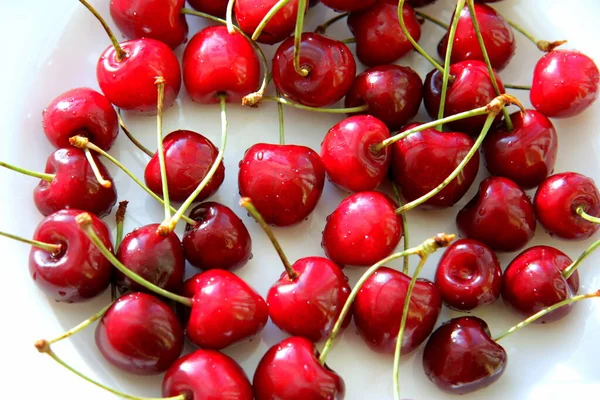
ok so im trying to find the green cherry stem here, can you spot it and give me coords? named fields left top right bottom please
left=392, top=183, right=410, bottom=275
left=276, top=90, right=286, bottom=145
left=0, top=231, right=62, bottom=255
left=251, top=0, right=291, bottom=40
left=293, top=0, right=309, bottom=77
left=415, top=11, right=448, bottom=29
left=78, top=0, right=126, bottom=62
left=263, top=96, right=369, bottom=114
left=225, top=0, right=236, bottom=34
left=113, top=200, right=128, bottom=301
left=562, top=237, right=600, bottom=280
left=46, top=303, right=113, bottom=347
left=504, top=84, right=532, bottom=91
left=0, top=161, right=54, bottom=182
left=118, top=109, right=154, bottom=157
left=505, top=18, right=567, bottom=52
left=83, top=148, right=113, bottom=188
left=341, top=37, right=355, bottom=44
left=576, top=206, right=600, bottom=225
left=154, top=77, right=171, bottom=221
left=315, top=12, right=349, bottom=34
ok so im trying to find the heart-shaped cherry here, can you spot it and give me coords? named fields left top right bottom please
left=235, top=0, right=303, bottom=44
left=187, top=0, right=228, bottom=17
left=321, top=0, right=376, bottom=12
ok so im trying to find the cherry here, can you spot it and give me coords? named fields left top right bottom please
left=238, top=143, right=325, bottom=226
left=96, top=292, right=184, bottom=375
left=534, top=172, right=600, bottom=240
left=456, top=176, right=536, bottom=252
left=391, top=123, right=480, bottom=209
left=344, top=65, right=423, bottom=130
left=234, top=0, right=303, bottom=45
left=483, top=109, right=558, bottom=190
left=162, top=349, right=253, bottom=399
left=347, top=0, right=421, bottom=67
left=109, top=0, right=188, bottom=49
left=188, top=0, right=229, bottom=18
left=531, top=49, right=600, bottom=118
left=435, top=238, right=502, bottom=311
left=322, top=191, right=402, bottom=267
left=253, top=336, right=345, bottom=400
left=320, top=0, right=376, bottom=12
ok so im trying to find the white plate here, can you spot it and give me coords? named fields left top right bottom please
left=2, top=0, right=600, bottom=399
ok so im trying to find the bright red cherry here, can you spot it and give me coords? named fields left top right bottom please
left=234, top=0, right=304, bottom=45
left=531, top=50, right=600, bottom=118
left=320, top=0, right=376, bottom=12
left=344, top=65, right=423, bottom=130
left=456, top=177, right=536, bottom=252
left=188, top=0, right=228, bottom=17
left=435, top=238, right=502, bottom=311
left=96, top=292, right=184, bottom=375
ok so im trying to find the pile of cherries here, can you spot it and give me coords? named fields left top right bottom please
left=2, top=0, right=600, bottom=399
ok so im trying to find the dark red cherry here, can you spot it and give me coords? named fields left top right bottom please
left=391, top=123, right=480, bottom=209
left=253, top=336, right=346, bottom=400
left=424, top=60, right=505, bottom=135
left=438, top=3, right=515, bottom=71
left=502, top=245, right=580, bottom=323
left=96, top=292, right=184, bottom=375
left=34, top=148, right=116, bottom=218
left=238, top=143, right=325, bottom=226
left=183, top=202, right=252, bottom=271
left=110, top=0, right=188, bottom=49
left=456, top=177, right=536, bottom=252
left=435, top=238, right=502, bottom=311
left=188, top=0, right=228, bottom=17
left=531, top=50, right=600, bottom=118
left=183, top=25, right=260, bottom=104
left=347, top=0, right=421, bottom=67
left=272, top=33, right=356, bottom=107
left=320, top=115, right=391, bottom=193
left=423, top=316, right=507, bottom=395
left=353, top=267, right=442, bottom=354
left=322, top=191, right=402, bottom=267
left=483, top=110, right=558, bottom=190
left=320, top=0, right=376, bottom=12
left=144, top=130, right=225, bottom=203
left=344, top=64, right=423, bottom=130
left=163, top=349, right=253, bottom=399
left=235, top=0, right=304, bottom=45
left=29, top=209, right=113, bottom=302
left=534, top=173, right=600, bottom=240
left=407, top=0, right=438, bottom=6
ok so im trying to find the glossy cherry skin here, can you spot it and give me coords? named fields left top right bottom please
left=320, top=0, right=376, bottom=12
left=483, top=110, right=558, bottom=190
left=42, top=88, right=118, bottom=151
left=348, top=0, right=421, bottom=67
left=354, top=267, right=442, bottom=354
left=344, top=65, right=423, bottom=130
left=116, top=224, right=185, bottom=293
left=183, top=26, right=260, bottom=104
left=424, top=60, right=505, bottom=135
left=531, top=50, right=600, bottom=118
left=163, top=349, right=253, bottom=399
left=457, top=177, right=536, bottom=252
left=29, top=209, right=113, bottom=302
left=322, top=191, right=402, bottom=267
left=186, top=270, right=268, bottom=350
left=253, top=337, right=345, bottom=400
left=110, top=0, right=188, bottom=49
left=144, top=130, right=225, bottom=203
left=33, top=148, right=116, bottom=218
left=238, top=143, right=326, bottom=226
left=235, top=0, right=304, bottom=45
left=188, top=0, right=228, bottom=18
left=267, top=257, right=351, bottom=342
left=534, top=172, right=600, bottom=240
left=502, top=246, right=580, bottom=323
left=391, top=123, right=480, bottom=209
left=96, top=292, right=184, bottom=375
left=435, top=239, right=502, bottom=311
left=438, top=3, right=515, bottom=71
left=320, top=115, right=391, bottom=193
left=423, top=316, right=507, bottom=395
left=97, top=38, right=181, bottom=114
left=183, top=202, right=252, bottom=271
left=272, top=33, right=356, bottom=107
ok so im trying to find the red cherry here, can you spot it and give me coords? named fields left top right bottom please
left=347, top=0, right=421, bottom=67
left=531, top=50, right=600, bottom=118
left=435, top=238, right=502, bottom=311
left=95, top=292, right=184, bottom=375
left=29, top=209, right=113, bottom=302
left=253, top=336, right=346, bottom=400
left=353, top=267, right=442, bottom=354
left=238, top=144, right=325, bottom=226
left=183, top=26, right=260, bottom=104
left=234, top=0, right=303, bottom=45
left=320, top=0, right=376, bottom=12
left=391, top=123, right=480, bottom=209
left=456, top=176, right=536, bottom=252
left=322, top=191, right=402, bottom=266
left=344, top=65, right=423, bottom=130
left=187, top=0, right=228, bottom=18
left=483, top=110, right=558, bottom=190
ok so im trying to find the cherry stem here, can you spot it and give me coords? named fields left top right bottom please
left=251, top=0, right=291, bottom=41
left=118, top=109, right=154, bottom=157
left=69, top=136, right=196, bottom=225
left=505, top=18, right=567, bottom=52
left=78, top=0, right=125, bottom=62
left=47, top=302, right=113, bottom=346
left=576, top=205, right=600, bottom=225
left=113, top=200, right=128, bottom=301
left=0, top=231, right=62, bottom=255
left=398, top=0, right=444, bottom=74
left=415, top=11, right=448, bottom=29
left=276, top=90, right=285, bottom=145
left=226, top=0, right=236, bottom=34
left=341, top=37, right=355, bottom=44
left=84, top=148, right=112, bottom=188
left=154, top=77, right=171, bottom=221
left=240, top=197, right=298, bottom=280
left=392, top=183, right=410, bottom=275
left=562, top=237, right=600, bottom=280
left=263, top=96, right=369, bottom=114
left=504, top=84, right=532, bottom=91
left=494, top=290, right=600, bottom=342
left=315, top=12, right=349, bottom=34
left=293, top=0, right=309, bottom=77
left=0, top=161, right=54, bottom=182
left=318, top=233, right=456, bottom=365
left=158, top=95, right=228, bottom=236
